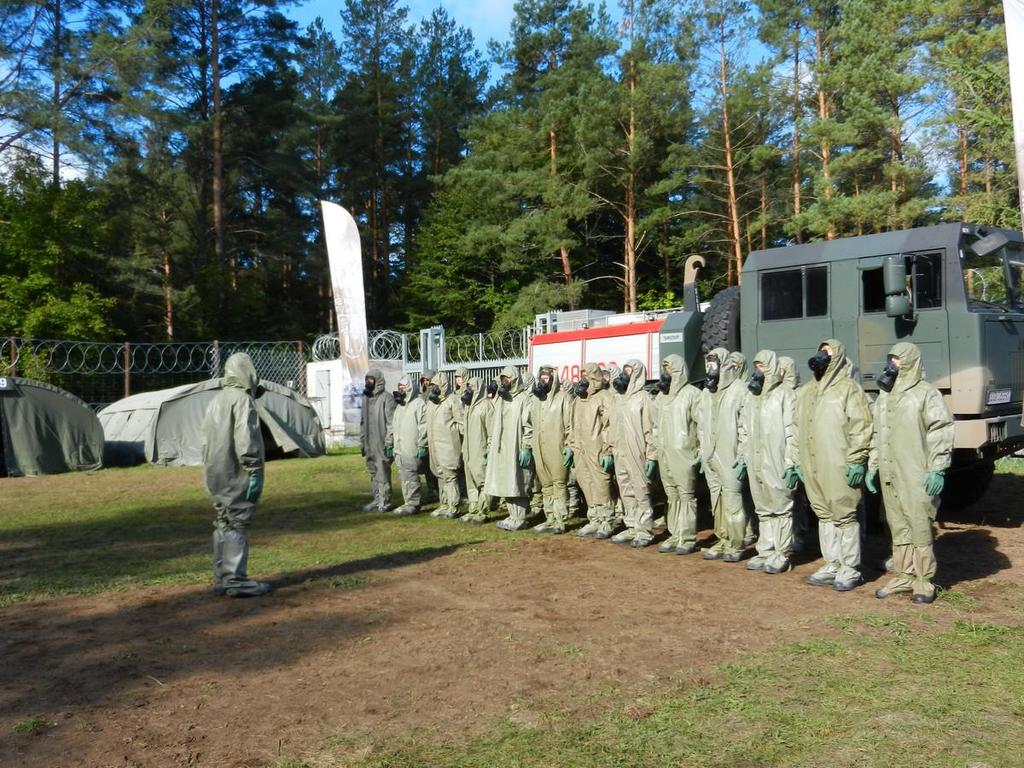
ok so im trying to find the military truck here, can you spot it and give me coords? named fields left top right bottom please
left=528, top=222, right=1024, bottom=509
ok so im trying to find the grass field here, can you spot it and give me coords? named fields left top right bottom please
left=3, top=455, right=1024, bottom=767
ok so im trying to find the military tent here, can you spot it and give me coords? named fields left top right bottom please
left=0, top=376, right=104, bottom=477
left=99, top=379, right=324, bottom=467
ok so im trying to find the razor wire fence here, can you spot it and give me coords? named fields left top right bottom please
left=0, top=336, right=309, bottom=410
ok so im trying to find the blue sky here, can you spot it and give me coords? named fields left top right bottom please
left=289, top=0, right=520, bottom=49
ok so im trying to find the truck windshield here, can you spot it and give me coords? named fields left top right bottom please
left=962, top=242, right=1024, bottom=311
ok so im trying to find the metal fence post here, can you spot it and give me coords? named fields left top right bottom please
left=211, top=340, right=221, bottom=379
left=9, top=337, right=17, bottom=377
left=122, top=342, right=131, bottom=397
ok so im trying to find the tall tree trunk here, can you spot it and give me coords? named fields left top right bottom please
left=760, top=174, right=768, bottom=250
left=791, top=29, right=801, bottom=242
left=374, top=61, right=388, bottom=320
left=719, top=33, right=743, bottom=286
left=51, top=0, right=62, bottom=186
left=162, top=238, right=174, bottom=341
left=624, top=58, right=638, bottom=311
left=195, top=2, right=210, bottom=269
left=211, top=0, right=229, bottom=290
left=957, top=119, right=968, bottom=196
left=815, top=28, right=835, bottom=240
left=548, top=129, right=574, bottom=296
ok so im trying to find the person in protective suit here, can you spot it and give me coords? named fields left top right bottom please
left=603, top=364, right=627, bottom=526
left=699, top=348, right=749, bottom=561
left=459, top=375, right=492, bottom=524
left=652, top=354, right=701, bottom=555
left=391, top=375, right=426, bottom=515
left=736, top=350, right=798, bottom=573
left=530, top=366, right=573, bottom=534
left=608, top=359, right=657, bottom=547
left=453, top=366, right=471, bottom=499
left=520, top=372, right=544, bottom=518
left=867, top=342, right=953, bottom=604
left=361, top=368, right=395, bottom=512
left=796, top=338, right=873, bottom=591
left=778, top=355, right=809, bottom=552
left=418, top=369, right=440, bottom=503
left=485, top=366, right=535, bottom=530
left=562, top=379, right=584, bottom=520
left=202, top=352, right=271, bottom=597
left=426, top=372, right=463, bottom=518
left=571, top=362, right=616, bottom=538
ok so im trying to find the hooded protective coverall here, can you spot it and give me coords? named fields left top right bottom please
left=869, top=342, right=953, bottom=601
left=427, top=372, right=463, bottom=518
left=777, top=355, right=809, bottom=550
left=608, top=360, right=657, bottom=546
left=653, top=354, right=701, bottom=554
left=699, top=349, right=749, bottom=559
left=418, top=369, right=440, bottom=503
left=530, top=367, right=573, bottom=533
left=460, top=376, right=492, bottom=523
left=361, top=368, right=395, bottom=512
left=392, top=375, right=427, bottom=513
left=485, top=366, right=534, bottom=530
left=796, top=338, right=873, bottom=588
left=202, top=353, right=270, bottom=596
left=571, top=363, right=616, bottom=537
left=738, top=350, right=797, bottom=572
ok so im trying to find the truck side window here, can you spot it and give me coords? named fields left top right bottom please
left=761, top=266, right=828, bottom=320
left=761, top=270, right=803, bottom=320
left=913, top=252, right=942, bottom=309
left=806, top=266, right=828, bottom=316
left=862, top=268, right=885, bottom=312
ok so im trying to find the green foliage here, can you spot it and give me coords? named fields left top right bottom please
left=12, top=716, right=51, bottom=735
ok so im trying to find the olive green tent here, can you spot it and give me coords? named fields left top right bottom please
left=98, top=378, right=325, bottom=467
left=0, top=376, right=104, bottom=477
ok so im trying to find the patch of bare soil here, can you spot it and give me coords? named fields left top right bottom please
left=3, top=514, right=1023, bottom=768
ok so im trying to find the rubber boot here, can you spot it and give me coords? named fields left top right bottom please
left=212, top=525, right=227, bottom=595
left=832, top=521, right=863, bottom=591
left=875, top=544, right=914, bottom=598
left=911, top=544, right=937, bottom=604
left=222, top=528, right=270, bottom=597
left=807, top=519, right=839, bottom=585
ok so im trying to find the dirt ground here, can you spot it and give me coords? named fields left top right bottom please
left=3, top=506, right=1024, bottom=768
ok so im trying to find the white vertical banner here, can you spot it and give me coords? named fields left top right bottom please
left=320, top=200, right=369, bottom=443
left=1007, top=0, right=1024, bottom=228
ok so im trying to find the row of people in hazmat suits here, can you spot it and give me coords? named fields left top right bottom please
left=356, top=337, right=954, bottom=604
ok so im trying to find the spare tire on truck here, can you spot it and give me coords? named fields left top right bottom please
left=701, top=285, right=741, bottom=354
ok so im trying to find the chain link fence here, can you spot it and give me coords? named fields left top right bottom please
left=1, top=337, right=308, bottom=410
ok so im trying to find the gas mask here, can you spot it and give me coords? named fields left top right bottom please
left=363, top=378, right=376, bottom=397
left=393, top=390, right=407, bottom=405
left=534, top=374, right=552, bottom=397
left=428, top=384, right=442, bottom=403
left=485, top=380, right=498, bottom=398
left=705, top=360, right=720, bottom=392
left=460, top=387, right=473, bottom=406
left=498, top=378, right=511, bottom=398
left=612, top=373, right=630, bottom=394
left=657, top=372, right=672, bottom=394
left=877, top=356, right=899, bottom=393
left=808, top=350, right=831, bottom=381
left=574, top=379, right=589, bottom=398
left=748, top=369, right=765, bottom=395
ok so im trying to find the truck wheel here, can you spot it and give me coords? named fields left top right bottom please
left=940, top=460, right=995, bottom=512
left=701, top=285, right=741, bottom=354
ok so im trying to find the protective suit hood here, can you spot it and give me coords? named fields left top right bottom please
left=430, top=371, right=450, bottom=400
left=661, top=354, right=687, bottom=396
left=722, top=351, right=747, bottom=389
left=521, top=372, right=535, bottom=395
left=753, top=349, right=782, bottom=392
left=536, top=366, right=561, bottom=398
left=467, top=375, right=485, bottom=406
left=889, top=341, right=923, bottom=392
left=454, top=366, right=470, bottom=386
left=396, top=374, right=413, bottom=392
left=365, top=367, right=386, bottom=396
left=818, top=338, right=852, bottom=388
left=583, top=362, right=604, bottom=391
left=622, top=359, right=647, bottom=396
left=778, top=356, right=798, bottom=389
left=500, top=365, right=523, bottom=396
left=224, top=353, right=259, bottom=394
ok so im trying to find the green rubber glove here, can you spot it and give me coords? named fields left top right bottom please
left=924, top=470, right=945, bottom=496
left=733, top=458, right=747, bottom=481
left=518, top=448, right=533, bottom=468
left=644, top=459, right=657, bottom=479
left=562, top=446, right=574, bottom=469
left=845, top=463, right=866, bottom=488
left=384, top=444, right=394, bottom=460
left=692, top=456, right=703, bottom=475
left=417, top=447, right=428, bottom=461
left=865, top=469, right=879, bottom=494
left=782, top=466, right=799, bottom=490
left=600, top=455, right=614, bottom=473
left=245, top=468, right=264, bottom=503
